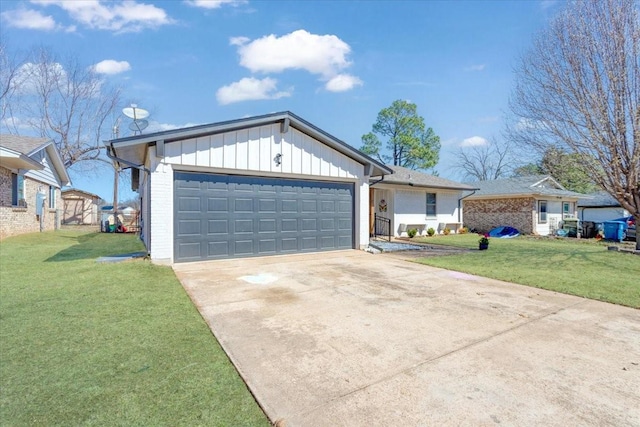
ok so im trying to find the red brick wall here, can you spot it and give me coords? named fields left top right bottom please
left=0, top=166, right=62, bottom=240
left=463, top=197, right=536, bottom=234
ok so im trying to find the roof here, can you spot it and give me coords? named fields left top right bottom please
left=0, top=135, right=70, bottom=186
left=378, top=165, right=477, bottom=190
left=62, top=188, right=102, bottom=200
left=106, top=111, right=392, bottom=177
left=0, top=134, right=50, bottom=155
left=577, top=191, right=620, bottom=208
left=464, top=175, right=589, bottom=199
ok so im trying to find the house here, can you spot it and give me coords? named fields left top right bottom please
left=577, top=191, right=629, bottom=222
left=106, top=111, right=392, bottom=264
left=62, top=188, right=102, bottom=225
left=0, top=135, right=71, bottom=240
left=370, top=166, right=477, bottom=237
left=462, top=175, right=587, bottom=235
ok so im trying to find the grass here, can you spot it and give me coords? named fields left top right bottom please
left=0, top=231, right=269, bottom=426
left=410, top=234, right=640, bottom=308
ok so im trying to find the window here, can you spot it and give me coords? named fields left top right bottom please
left=538, top=200, right=548, bottom=223
left=563, top=201, right=573, bottom=218
left=49, top=186, right=56, bottom=209
left=11, top=173, right=25, bottom=206
left=426, top=193, right=436, bottom=217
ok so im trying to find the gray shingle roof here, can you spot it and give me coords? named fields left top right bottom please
left=464, top=175, right=589, bottom=199
left=381, top=165, right=477, bottom=190
left=0, top=134, right=50, bottom=155
left=577, top=191, right=620, bottom=207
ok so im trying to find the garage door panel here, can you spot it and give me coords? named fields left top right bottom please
left=207, top=219, right=228, bottom=234
left=174, top=171, right=354, bottom=262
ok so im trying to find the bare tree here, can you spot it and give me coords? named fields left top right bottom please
left=0, top=38, right=27, bottom=127
left=2, top=45, right=121, bottom=169
left=455, top=137, right=513, bottom=181
left=508, top=0, right=640, bottom=249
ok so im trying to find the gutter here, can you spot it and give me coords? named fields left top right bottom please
left=457, top=190, right=477, bottom=224
left=104, top=143, right=150, bottom=174
left=369, top=175, right=385, bottom=187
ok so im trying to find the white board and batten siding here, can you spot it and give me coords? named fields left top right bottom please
left=23, top=150, right=61, bottom=188
left=146, top=123, right=368, bottom=263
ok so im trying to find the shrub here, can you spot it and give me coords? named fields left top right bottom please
left=427, top=227, right=435, bottom=236
left=458, top=226, right=468, bottom=234
left=443, top=227, right=451, bottom=235
left=408, top=228, right=417, bottom=238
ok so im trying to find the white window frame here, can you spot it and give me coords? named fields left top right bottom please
left=426, top=192, right=437, bottom=217
left=11, top=173, right=25, bottom=206
left=49, top=186, right=56, bottom=209
left=538, top=200, right=548, bottom=224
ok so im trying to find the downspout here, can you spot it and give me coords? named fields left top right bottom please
left=458, top=190, right=477, bottom=224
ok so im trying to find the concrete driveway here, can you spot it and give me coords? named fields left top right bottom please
left=173, top=250, right=640, bottom=426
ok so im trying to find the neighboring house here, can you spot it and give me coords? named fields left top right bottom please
left=106, top=111, right=391, bottom=264
left=62, top=188, right=102, bottom=225
left=463, top=175, right=587, bottom=235
left=0, top=135, right=71, bottom=240
left=577, top=191, right=629, bottom=222
left=371, top=166, right=477, bottom=237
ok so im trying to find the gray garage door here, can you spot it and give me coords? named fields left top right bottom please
left=174, top=172, right=354, bottom=262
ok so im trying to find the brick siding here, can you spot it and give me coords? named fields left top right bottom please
left=0, top=166, right=62, bottom=240
left=463, top=197, right=536, bottom=234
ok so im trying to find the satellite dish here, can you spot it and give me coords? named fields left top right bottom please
left=122, top=104, right=149, bottom=120
left=129, top=119, right=149, bottom=132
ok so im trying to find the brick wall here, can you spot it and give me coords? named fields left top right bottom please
left=463, top=197, right=536, bottom=234
left=0, top=166, right=62, bottom=240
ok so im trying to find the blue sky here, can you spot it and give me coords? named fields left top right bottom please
left=1, top=0, right=562, bottom=202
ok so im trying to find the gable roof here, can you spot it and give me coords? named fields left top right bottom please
left=577, top=191, right=620, bottom=208
left=0, top=135, right=70, bottom=185
left=379, top=165, right=477, bottom=191
left=464, top=175, right=589, bottom=199
left=106, top=111, right=392, bottom=177
left=62, top=188, right=102, bottom=200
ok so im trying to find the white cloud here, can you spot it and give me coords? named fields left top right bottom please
left=216, top=77, right=291, bottom=105
left=146, top=121, right=201, bottom=133
left=184, top=0, right=247, bottom=9
left=460, top=136, right=488, bottom=147
left=233, top=30, right=352, bottom=76
left=1, top=8, right=57, bottom=31
left=465, top=64, right=486, bottom=72
left=93, top=59, right=131, bottom=75
left=325, top=74, right=363, bottom=92
left=30, top=0, right=173, bottom=33
left=230, top=29, right=362, bottom=91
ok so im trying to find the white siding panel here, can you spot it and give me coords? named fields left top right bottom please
left=211, top=134, right=224, bottom=168
left=223, top=132, right=236, bottom=169
left=236, top=129, right=248, bottom=170
left=149, top=161, right=173, bottom=264
left=165, top=141, right=182, bottom=164
left=248, top=127, right=260, bottom=170
left=196, top=136, right=210, bottom=166
left=24, top=151, right=60, bottom=187
left=181, top=138, right=196, bottom=165
left=259, top=125, right=272, bottom=171
left=159, top=123, right=363, bottom=180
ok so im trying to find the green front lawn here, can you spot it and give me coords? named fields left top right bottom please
left=0, top=231, right=269, bottom=426
left=412, top=234, right=640, bottom=308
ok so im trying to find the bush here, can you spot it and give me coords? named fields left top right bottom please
left=443, top=227, right=451, bottom=235
left=408, top=228, right=417, bottom=238
left=458, top=226, right=468, bottom=234
left=427, top=227, right=435, bottom=236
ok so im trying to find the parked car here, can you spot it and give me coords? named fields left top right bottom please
left=613, top=216, right=636, bottom=241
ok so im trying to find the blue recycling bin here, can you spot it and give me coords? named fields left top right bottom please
left=603, top=221, right=627, bottom=242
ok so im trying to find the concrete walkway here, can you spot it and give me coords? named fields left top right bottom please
left=173, top=250, right=640, bottom=426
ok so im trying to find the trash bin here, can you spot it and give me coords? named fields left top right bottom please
left=562, top=218, right=580, bottom=237
left=603, top=221, right=627, bottom=242
left=582, top=221, right=596, bottom=238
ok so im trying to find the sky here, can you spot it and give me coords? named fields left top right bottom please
left=0, top=0, right=563, bottom=203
